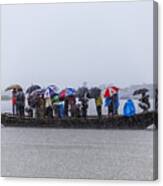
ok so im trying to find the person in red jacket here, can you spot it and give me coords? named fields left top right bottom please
left=12, top=88, right=17, bottom=115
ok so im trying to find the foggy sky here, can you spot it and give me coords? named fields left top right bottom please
left=1, top=1, right=154, bottom=91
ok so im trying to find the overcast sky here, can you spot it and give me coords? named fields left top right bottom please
left=1, top=1, right=154, bottom=91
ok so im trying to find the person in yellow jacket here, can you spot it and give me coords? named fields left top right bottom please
left=95, top=96, right=103, bottom=119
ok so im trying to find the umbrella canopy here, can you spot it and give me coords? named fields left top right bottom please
left=88, top=87, right=101, bottom=99
left=30, top=88, right=46, bottom=98
left=44, top=85, right=58, bottom=98
left=26, top=85, right=41, bottom=94
left=5, top=84, right=22, bottom=91
left=133, top=88, right=149, bottom=96
left=59, top=88, right=76, bottom=99
left=76, top=87, right=89, bottom=99
left=104, top=86, right=119, bottom=97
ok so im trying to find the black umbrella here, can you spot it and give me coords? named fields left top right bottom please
left=133, top=88, right=149, bottom=96
left=76, top=87, right=89, bottom=98
left=88, top=87, right=101, bottom=99
left=26, top=85, right=41, bottom=94
left=30, top=88, right=46, bottom=98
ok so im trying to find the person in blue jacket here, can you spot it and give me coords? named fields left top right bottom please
left=123, top=99, right=136, bottom=117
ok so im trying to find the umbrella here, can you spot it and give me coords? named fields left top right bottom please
left=76, top=87, right=89, bottom=99
left=30, top=88, right=46, bottom=98
left=5, top=84, right=22, bottom=91
left=26, top=85, right=41, bottom=94
left=104, top=86, right=119, bottom=97
left=44, top=85, right=58, bottom=98
left=133, top=88, right=149, bottom=96
left=88, top=87, right=101, bottom=99
left=59, top=88, right=76, bottom=99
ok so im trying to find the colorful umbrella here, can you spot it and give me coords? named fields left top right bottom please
left=59, top=88, right=76, bottom=99
left=104, top=86, right=119, bottom=97
left=44, top=85, right=58, bottom=98
left=26, top=85, right=41, bottom=94
left=30, top=88, right=46, bottom=98
left=5, top=84, right=22, bottom=91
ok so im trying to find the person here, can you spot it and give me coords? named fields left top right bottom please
left=138, top=92, right=150, bottom=112
left=25, top=107, right=33, bottom=117
left=104, top=96, right=112, bottom=116
left=112, top=93, right=119, bottom=115
left=16, top=89, right=25, bottom=117
left=75, top=103, right=81, bottom=118
left=95, top=96, right=103, bottom=119
left=107, top=97, right=114, bottom=116
left=64, top=98, right=69, bottom=117
left=59, top=103, right=64, bottom=118
left=11, top=88, right=17, bottom=115
left=27, top=95, right=35, bottom=118
left=53, top=102, right=63, bottom=118
left=123, top=99, right=136, bottom=117
left=45, top=97, right=53, bottom=118
left=81, top=94, right=89, bottom=119
left=35, top=95, right=45, bottom=119
left=68, top=96, right=76, bottom=117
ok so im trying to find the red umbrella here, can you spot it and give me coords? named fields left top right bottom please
left=104, top=86, right=119, bottom=97
left=59, top=88, right=76, bottom=100
left=59, top=89, right=66, bottom=99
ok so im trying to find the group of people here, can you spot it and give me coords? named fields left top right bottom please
left=11, top=87, right=151, bottom=119
left=32, top=93, right=90, bottom=119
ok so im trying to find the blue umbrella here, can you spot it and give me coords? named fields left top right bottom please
left=66, top=88, right=76, bottom=96
left=59, top=88, right=76, bottom=100
left=44, top=85, right=58, bottom=98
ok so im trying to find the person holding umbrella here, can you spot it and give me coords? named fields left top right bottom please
left=59, top=88, right=76, bottom=118
left=89, top=87, right=102, bottom=119
left=69, top=96, right=76, bottom=117
left=77, top=86, right=89, bottom=119
left=104, top=86, right=119, bottom=116
left=16, top=88, right=25, bottom=117
left=64, top=98, right=69, bottom=117
left=133, top=88, right=150, bottom=112
left=80, top=93, right=89, bottom=119
left=112, top=93, right=119, bottom=115
left=12, top=88, right=17, bottom=115
left=95, top=96, right=103, bottom=119
left=35, top=94, right=45, bottom=119
left=5, top=84, right=23, bottom=115
left=44, top=85, right=58, bottom=118
left=138, top=92, right=150, bottom=112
